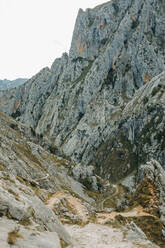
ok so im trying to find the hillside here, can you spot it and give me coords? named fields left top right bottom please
left=0, top=0, right=165, bottom=246
left=0, top=111, right=163, bottom=247
left=0, top=0, right=164, bottom=166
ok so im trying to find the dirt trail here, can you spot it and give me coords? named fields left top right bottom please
left=46, top=191, right=89, bottom=223
left=97, top=205, right=154, bottom=224
left=97, top=184, right=118, bottom=211
left=46, top=189, right=158, bottom=248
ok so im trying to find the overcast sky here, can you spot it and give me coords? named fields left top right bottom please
left=0, top=0, right=106, bottom=80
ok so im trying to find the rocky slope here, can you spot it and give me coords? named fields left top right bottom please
left=0, top=0, right=164, bottom=166
left=0, top=1, right=165, bottom=246
left=93, top=71, right=165, bottom=181
left=0, top=78, right=27, bottom=91
left=0, top=112, right=163, bottom=247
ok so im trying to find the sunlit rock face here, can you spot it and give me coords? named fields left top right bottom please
left=0, top=0, right=164, bottom=174
left=0, top=1, right=165, bottom=246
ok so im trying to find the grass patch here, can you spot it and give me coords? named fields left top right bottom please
left=151, top=85, right=161, bottom=96
left=88, top=18, right=95, bottom=27
left=0, top=162, right=4, bottom=171
left=19, top=217, right=32, bottom=226
left=93, top=132, right=138, bottom=182
left=8, top=229, right=23, bottom=245
left=8, top=188, right=20, bottom=201
left=131, top=20, right=139, bottom=29
left=72, top=60, right=93, bottom=87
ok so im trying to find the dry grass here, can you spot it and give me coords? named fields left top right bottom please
left=8, top=229, right=23, bottom=245
left=143, top=74, right=150, bottom=83
left=60, top=239, right=68, bottom=248
left=8, top=188, right=20, bottom=201
left=19, top=217, right=32, bottom=226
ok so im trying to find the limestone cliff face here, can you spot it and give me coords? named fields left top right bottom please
left=0, top=0, right=164, bottom=174
left=93, top=71, right=165, bottom=181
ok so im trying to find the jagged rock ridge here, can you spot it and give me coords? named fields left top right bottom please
left=0, top=112, right=163, bottom=247
left=0, top=0, right=164, bottom=169
left=0, top=0, right=165, bottom=246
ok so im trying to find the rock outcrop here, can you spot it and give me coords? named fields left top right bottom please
left=0, top=112, right=96, bottom=247
left=128, top=160, right=165, bottom=246
left=0, top=0, right=164, bottom=168
left=93, top=71, right=165, bottom=181
left=0, top=0, right=165, bottom=247
left=0, top=110, right=161, bottom=247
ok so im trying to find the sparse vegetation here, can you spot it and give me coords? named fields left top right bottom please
left=131, top=19, right=139, bottom=29
left=72, top=60, right=93, bottom=86
left=143, top=96, right=148, bottom=104
left=8, top=188, right=20, bottom=201
left=8, top=229, right=23, bottom=245
left=88, top=18, right=95, bottom=27
left=19, top=217, right=32, bottom=226
left=151, top=84, right=162, bottom=96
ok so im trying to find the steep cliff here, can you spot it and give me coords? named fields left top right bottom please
left=0, top=0, right=165, bottom=246
left=0, top=0, right=164, bottom=169
left=93, top=71, right=165, bottom=181
left=0, top=112, right=162, bottom=247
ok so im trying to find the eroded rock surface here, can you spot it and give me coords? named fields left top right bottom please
left=93, top=71, right=165, bottom=181
left=0, top=0, right=164, bottom=167
left=0, top=0, right=164, bottom=247
left=0, top=112, right=163, bottom=247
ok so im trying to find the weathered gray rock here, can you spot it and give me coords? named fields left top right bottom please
left=93, top=71, right=165, bottom=181
left=0, top=111, right=98, bottom=247
left=127, top=221, right=147, bottom=240
left=0, top=217, right=61, bottom=248
left=0, top=67, right=53, bottom=128
left=0, top=171, right=71, bottom=245
left=0, top=0, right=164, bottom=170
left=0, top=111, right=94, bottom=203
left=71, top=164, right=98, bottom=190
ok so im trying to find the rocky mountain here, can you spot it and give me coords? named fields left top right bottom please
left=93, top=71, right=165, bottom=181
left=0, top=111, right=163, bottom=247
left=0, top=111, right=92, bottom=247
left=0, top=78, right=27, bottom=91
left=0, top=0, right=164, bottom=168
left=0, top=0, right=165, bottom=246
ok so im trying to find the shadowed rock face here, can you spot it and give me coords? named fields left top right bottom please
left=93, top=71, right=165, bottom=181
left=0, top=0, right=164, bottom=173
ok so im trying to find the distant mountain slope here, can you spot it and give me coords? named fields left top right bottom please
left=0, top=78, right=27, bottom=91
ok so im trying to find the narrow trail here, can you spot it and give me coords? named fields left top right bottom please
left=96, top=184, right=154, bottom=224
left=46, top=191, right=89, bottom=223
left=46, top=186, right=158, bottom=248
left=97, top=184, right=118, bottom=211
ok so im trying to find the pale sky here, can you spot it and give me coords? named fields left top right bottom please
left=0, top=0, right=106, bottom=80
